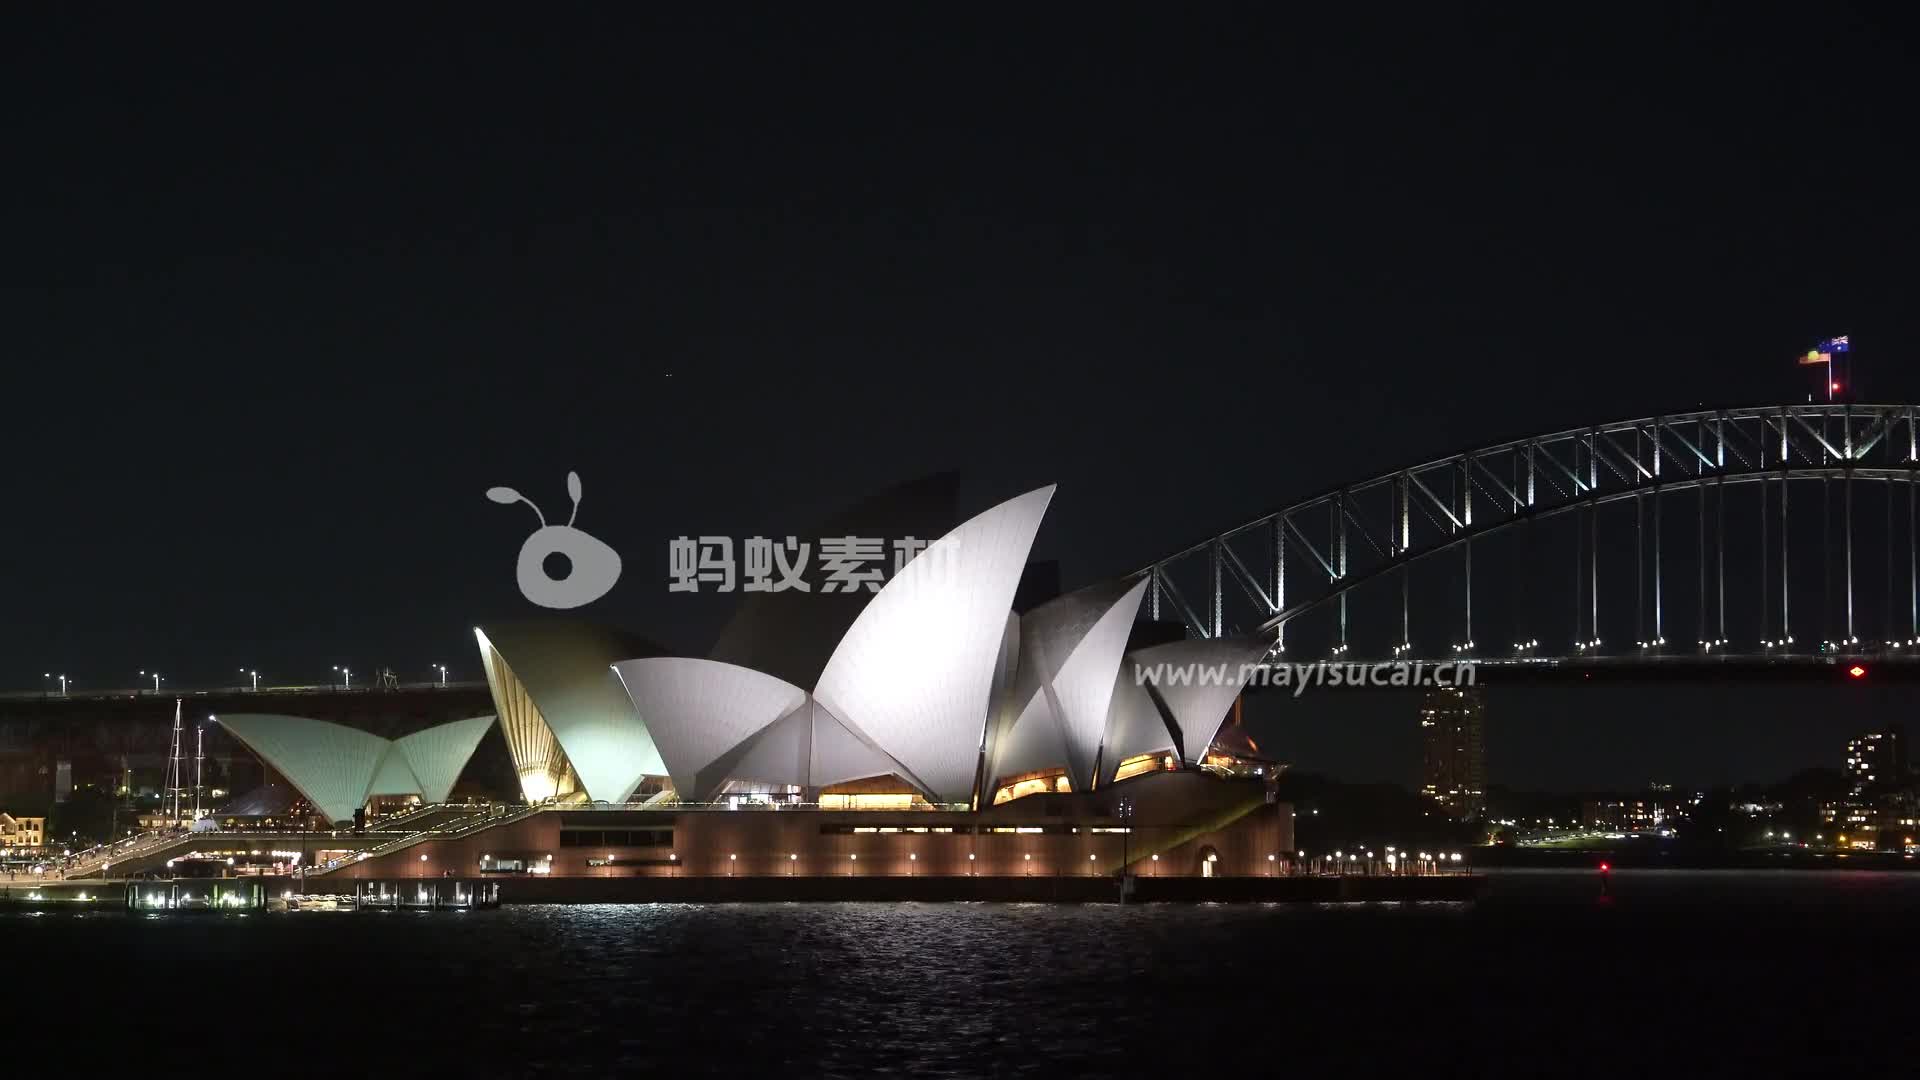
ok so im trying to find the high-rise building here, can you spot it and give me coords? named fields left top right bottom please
left=1420, top=686, right=1486, bottom=819
left=1845, top=727, right=1905, bottom=795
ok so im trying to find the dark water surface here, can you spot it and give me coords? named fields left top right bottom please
left=8, top=870, right=1915, bottom=1077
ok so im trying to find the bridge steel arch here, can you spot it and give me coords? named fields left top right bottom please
left=1140, top=403, right=1920, bottom=664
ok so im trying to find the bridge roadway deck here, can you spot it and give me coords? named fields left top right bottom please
left=1245, top=653, right=1920, bottom=688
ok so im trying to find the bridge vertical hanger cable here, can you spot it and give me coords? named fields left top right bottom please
left=1515, top=451, right=1527, bottom=653
left=1397, top=474, right=1410, bottom=651
left=1697, top=483, right=1707, bottom=648
left=1760, top=468, right=1770, bottom=643
left=1845, top=403, right=1856, bottom=644
left=1781, top=455, right=1791, bottom=649
left=1588, top=430, right=1599, bottom=644
left=1717, top=475, right=1727, bottom=644
left=1273, top=515, right=1286, bottom=654
left=1566, top=434, right=1582, bottom=645
left=1569, top=438, right=1582, bottom=648
left=1655, top=485, right=1664, bottom=645
left=1334, top=497, right=1348, bottom=652
left=1209, top=540, right=1223, bottom=639
left=1780, top=408, right=1792, bottom=649
left=1653, top=419, right=1664, bottom=647
left=1910, top=408, right=1919, bottom=644
left=1636, top=490, right=1645, bottom=647
left=1717, top=416, right=1728, bottom=644
left=1461, top=461, right=1473, bottom=649
left=1566, top=491, right=1582, bottom=641
left=1820, top=405, right=1832, bottom=647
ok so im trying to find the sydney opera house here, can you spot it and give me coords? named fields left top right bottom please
left=215, top=483, right=1293, bottom=882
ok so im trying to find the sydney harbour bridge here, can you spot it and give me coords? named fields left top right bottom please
left=1139, top=403, right=1920, bottom=676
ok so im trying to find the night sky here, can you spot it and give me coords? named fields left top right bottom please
left=5, top=9, right=1917, bottom=790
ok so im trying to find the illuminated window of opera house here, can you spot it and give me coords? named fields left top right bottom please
left=1112, top=752, right=1179, bottom=784
left=992, top=769, right=1072, bottom=805
left=815, top=775, right=933, bottom=811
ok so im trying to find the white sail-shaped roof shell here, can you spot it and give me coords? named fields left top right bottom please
left=394, top=714, right=495, bottom=802
left=217, top=714, right=394, bottom=825
left=813, top=485, right=1055, bottom=803
left=721, top=699, right=816, bottom=790
left=1128, top=636, right=1271, bottom=763
left=808, top=700, right=915, bottom=790
left=367, top=746, right=424, bottom=798
left=988, top=577, right=1149, bottom=789
left=1100, top=664, right=1179, bottom=784
left=220, top=714, right=499, bottom=822
left=611, top=657, right=807, bottom=802
left=475, top=621, right=667, bottom=803
left=989, top=688, right=1072, bottom=789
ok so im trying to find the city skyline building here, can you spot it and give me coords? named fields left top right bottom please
left=1420, top=685, right=1486, bottom=820
left=1845, top=726, right=1906, bottom=795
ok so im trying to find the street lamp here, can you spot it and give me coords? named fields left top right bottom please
left=419, top=852, right=428, bottom=878
left=333, top=666, right=352, bottom=690
left=139, top=670, right=161, bottom=693
left=240, top=668, right=259, bottom=691
left=434, top=664, right=449, bottom=688
left=44, top=673, right=69, bottom=696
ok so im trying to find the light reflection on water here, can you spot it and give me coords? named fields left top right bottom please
left=8, top=873, right=1919, bottom=1077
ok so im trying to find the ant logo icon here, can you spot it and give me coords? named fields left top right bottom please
left=486, top=471, right=623, bottom=609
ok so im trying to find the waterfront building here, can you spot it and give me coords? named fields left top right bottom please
left=1582, top=793, right=1677, bottom=833
left=0, top=812, right=45, bottom=853
left=1419, top=686, right=1486, bottom=820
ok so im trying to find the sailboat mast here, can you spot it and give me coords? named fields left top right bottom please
left=193, top=721, right=205, bottom=821
left=168, top=697, right=184, bottom=824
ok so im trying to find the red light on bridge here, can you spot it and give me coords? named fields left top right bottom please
left=1849, top=665, right=1867, bottom=679
left=1598, top=862, right=1610, bottom=873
